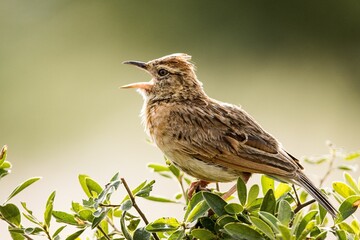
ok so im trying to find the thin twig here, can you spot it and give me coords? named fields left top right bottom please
left=99, top=203, right=121, bottom=208
left=294, top=199, right=316, bottom=214
left=43, top=226, right=53, bottom=240
left=106, top=216, right=122, bottom=234
left=0, top=215, right=34, bottom=240
left=319, top=146, right=336, bottom=188
left=97, top=225, right=111, bottom=240
left=178, top=176, right=188, bottom=204
left=292, top=185, right=301, bottom=206
left=121, top=178, right=160, bottom=240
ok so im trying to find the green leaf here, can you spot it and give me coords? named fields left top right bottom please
left=0, top=167, right=10, bottom=180
left=0, top=145, right=7, bottom=166
left=52, top=211, right=79, bottom=225
left=77, top=209, right=94, bottom=221
left=290, top=210, right=303, bottom=235
left=351, top=219, right=360, bottom=235
left=333, top=182, right=357, bottom=198
left=250, top=216, right=275, bottom=240
left=344, top=172, right=360, bottom=194
left=167, top=161, right=181, bottom=179
left=91, top=208, right=109, bottom=229
left=135, top=180, right=155, bottom=197
left=261, top=175, right=274, bottom=195
left=246, top=198, right=263, bottom=212
left=247, top=185, right=260, bottom=205
left=260, top=189, right=275, bottom=214
left=216, top=215, right=237, bottom=228
left=144, top=196, right=177, bottom=203
left=338, top=165, right=356, bottom=171
left=237, top=177, right=247, bottom=206
left=304, top=157, right=327, bottom=165
left=78, top=174, right=92, bottom=197
left=168, top=229, right=185, bottom=240
left=277, top=200, right=293, bottom=225
left=338, top=222, right=355, bottom=234
left=274, top=183, right=292, bottom=199
left=133, top=227, right=151, bottom=240
left=0, top=204, right=21, bottom=227
left=121, top=180, right=147, bottom=203
left=44, top=191, right=56, bottom=228
left=9, top=228, right=26, bottom=240
left=128, top=219, right=141, bottom=231
left=71, top=202, right=82, bottom=213
left=200, top=217, right=215, bottom=232
left=0, top=160, right=11, bottom=169
left=277, top=223, right=292, bottom=240
left=224, top=223, right=265, bottom=240
left=86, top=178, right=103, bottom=197
left=52, top=225, right=66, bottom=238
left=224, top=203, right=243, bottom=215
left=202, top=192, right=227, bottom=217
left=298, top=220, right=316, bottom=240
left=336, top=229, right=347, bottom=240
left=313, top=230, right=327, bottom=240
left=191, top=228, right=216, bottom=240
left=120, top=211, right=132, bottom=240
left=121, top=199, right=133, bottom=211
left=146, top=217, right=180, bottom=232
left=337, top=195, right=360, bottom=222
left=5, top=177, right=41, bottom=203
left=258, top=211, right=280, bottom=233
left=295, top=210, right=317, bottom=239
left=148, top=163, right=170, bottom=172
left=65, top=229, right=85, bottom=240
left=184, top=192, right=209, bottom=223
left=345, top=151, right=360, bottom=161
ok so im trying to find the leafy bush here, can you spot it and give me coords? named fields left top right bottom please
left=0, top=144, right=359, bottom=240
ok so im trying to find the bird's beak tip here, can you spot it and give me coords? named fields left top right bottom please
left=123, top=60, right=147, bottom=69
left=120, top=82, right=153, bottom=90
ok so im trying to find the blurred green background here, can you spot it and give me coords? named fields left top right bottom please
left=1, top=0, right=359, bottom=237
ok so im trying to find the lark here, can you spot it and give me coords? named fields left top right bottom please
left=121, top=53, right=337, bottom=218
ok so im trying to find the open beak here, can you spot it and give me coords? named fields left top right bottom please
left=123, top=60, right=147, bottom=70
left=121, top=60, right=153, bottom=90
left=121, top=82, right=153, bottom=90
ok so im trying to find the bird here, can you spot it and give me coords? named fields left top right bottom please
left=121, top=53, right=338, bottom=218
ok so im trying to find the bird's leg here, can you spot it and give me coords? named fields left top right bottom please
left=187, top=180, right=210, bottom=199
left=222, top=172, right=252, bottom=200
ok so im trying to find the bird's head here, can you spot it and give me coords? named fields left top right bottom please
left=122, top=53, right=205, bottom=101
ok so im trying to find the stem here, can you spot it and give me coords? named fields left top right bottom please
left=0, top=215, right=34, bottom=240
left=294, top=199, right=316, bottom=214
left=121, top=178, right=160, bottom=240
left=319, top=145, right=336, bottom=188
left=97, top=225, right=111, bottom=240
left=106, top=217, right=122, bottom=234
left=99, top=203, right=121, bottom=208
left=43, top=226, right=53, bottom=240
left=178, top=176, right=188, bottom=204
left=292, top=185, right=301, bottom=205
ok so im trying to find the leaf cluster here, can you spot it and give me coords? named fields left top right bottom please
left=0, top=145, right=359, bottom=239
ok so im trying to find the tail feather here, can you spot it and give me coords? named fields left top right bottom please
left=296, top=173, right=338, bottom=218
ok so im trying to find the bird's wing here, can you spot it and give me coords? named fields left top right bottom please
left=169, top=102, right=302, bottom=178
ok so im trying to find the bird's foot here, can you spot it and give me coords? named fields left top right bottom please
left=187, top=180, right=210, bottom=199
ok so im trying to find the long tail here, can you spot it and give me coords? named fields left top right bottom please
left=295, top=172, right=338, bottom=218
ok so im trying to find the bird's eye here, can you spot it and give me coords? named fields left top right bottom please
left=158, top=69, right=169, bottom=76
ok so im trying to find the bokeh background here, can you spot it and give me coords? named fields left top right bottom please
left=1, top=0, right=360, bottom=238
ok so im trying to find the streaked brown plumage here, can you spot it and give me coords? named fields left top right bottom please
left=122, top=53, right=337, bottom=218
